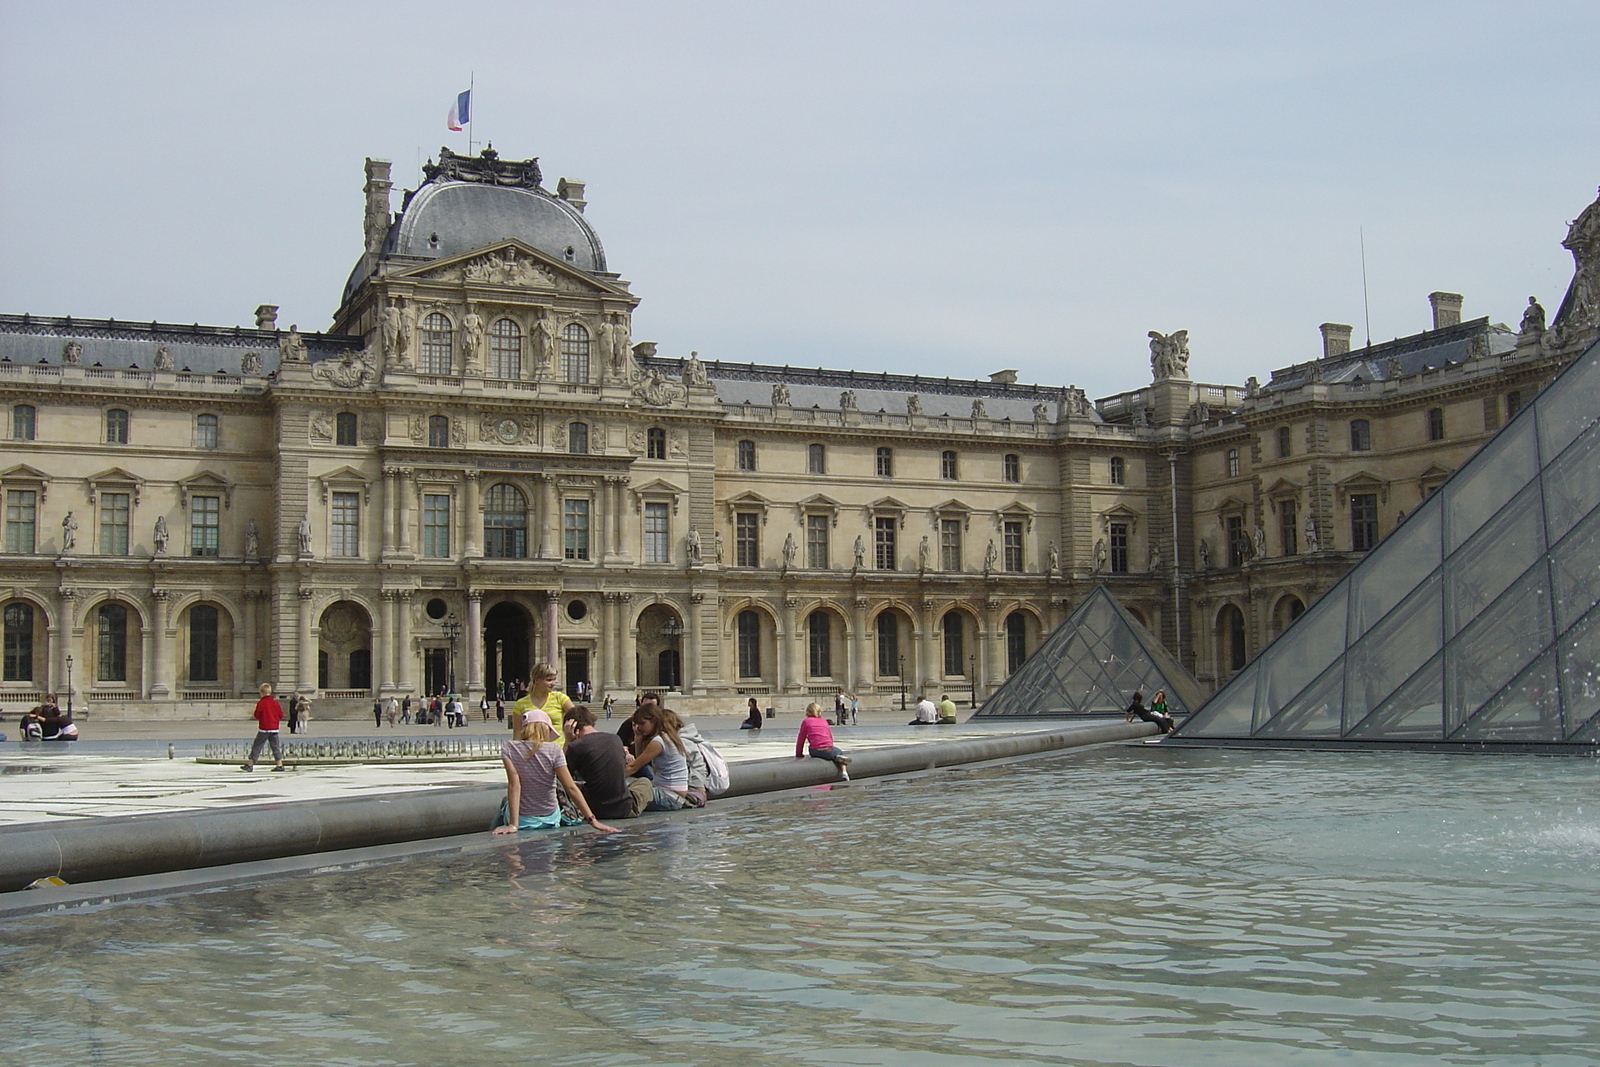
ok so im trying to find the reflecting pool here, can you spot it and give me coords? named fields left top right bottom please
left=4, top=747, right=1599, bottom=1066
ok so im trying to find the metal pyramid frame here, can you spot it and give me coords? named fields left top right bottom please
left=974, top=585, right=1206, bottom=718
left=1175, top=338, right=1600, bottom=748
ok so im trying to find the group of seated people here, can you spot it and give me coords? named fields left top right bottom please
left=9, top=695, right=79, bottom=742
left=910, top=695, right=961, bottom=726
left=493, top=677, right=714, bottom=836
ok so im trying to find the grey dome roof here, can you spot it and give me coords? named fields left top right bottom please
left=389, top=181, right=605, bottom=270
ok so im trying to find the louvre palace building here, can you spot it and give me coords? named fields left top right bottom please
left=2, top=147, right=1596, bottom=718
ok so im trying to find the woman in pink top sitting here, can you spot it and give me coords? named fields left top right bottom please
left=493, top=709, right=618, bottom=834
left=795, top=702, right=853, bottom=780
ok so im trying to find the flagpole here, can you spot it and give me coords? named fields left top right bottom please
left=468, top=72, right=475, bottom=155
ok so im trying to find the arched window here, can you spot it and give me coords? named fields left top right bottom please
left=1003, top=453, right=1021, bottom=483
left=943, top=612, right=966, bottom=676
left=3, top=602, right=33, bottom=681
left=188, top=603, right=219, bottom=681
left=1349, top=419, right=1371, bottom=451
left=568, top=422, right=589, bottom=455
left=877, top=611, right=901, bottom=677
left=335, top=412, right=358, bottom=446
left=428, top=415, right=450, bottom=448
left=807, top=610, right=832, bottom=677
left=737, top=609, right=762, bottom=677
left=97, top=602, right=128, bottom=682
left=195, top=413, right=219, bottom=449
left=483, top=483, right=528, bottom=559
left=106, top=409, right=129, bottom=444
left=490, top=318, right=522, bottom=380
left=646, top=427, right=667, bottom=460
left=1005, top=612, right=1029, bottom=674
left=1109, top=455, right=1125, bottom=485
left=420, top=313, right=453, bottom=375
left=561, top=322, right=591, bottom=382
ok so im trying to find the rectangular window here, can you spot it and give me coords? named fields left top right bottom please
left=646, top=427, right=666, bottom=460
left=106, top=409, right=129, bottom=444
left=12, top=405, right=35, bottom=441
left=1226, top=449, right=1240, bottom=478
left=336, top=412, right=358, bottom=447
left=805, top=513, right=829, bottom=569
left=429, top=415, right=450, bottom=448
left=563, top=498, right=590, bottom=560
left=3, top=603, right=32, bottom=681
left=1109, top=522, right=1129, bottom=573
left=1226, top=514, right=1247, bottom=567
left=808, top=443, right=826, bottom=475
left=1506, top=390, right=1523, bottom=418
left=736, top=439, right=756, bottom=471
left=808, top=613, right=831, bottom=677
left=5, top=490, right=37, bottom=553
left=331, top=491, right=361, bottom=557
left=1109, top=456, right=1125, bottom=485
left=874, top=516, right=897, bottom=570
left=876, top=447, right=893, bottom=477
left=1351, top=493, right=1379, bottom=551
left=422, top=493, right=451, bottom=558
left=195, top=413, right=219, bottom=449
left=1278, top=499, right=1297, bottom=555
left=1003, top=520, right=1024, bottom=573
left=1350, top=419, right=1371, bottom=451
left=737, top=611, right=761, bottom=677
left=877, top=612, right=900, bottom=677
left=1003, top=453, right=1020, bottom=483
left=101, top=492, right=130, bottom=555
left=1277, top=425, right=1292, bottom=458
left=644, top=502, right=670, bottom=564
left=1427, top=407, right=1445, bottom=441
left=941, top=450, right=958, bottom=479
left=940, top=517, right=962, bottom=571
left=735, top=512, right=759, bottom=567
left=190, top=495, right=220, bottom=557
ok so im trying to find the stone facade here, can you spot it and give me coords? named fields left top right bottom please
left=2, top=152, right=1595, bottom=715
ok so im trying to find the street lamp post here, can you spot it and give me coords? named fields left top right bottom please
left=65, top=653, right=74, bottom=716
left=969, top=654, right=977, bottom=708
left=442, top=613, right=461, bottom=695
left=898, top=654, right=906, bottom=711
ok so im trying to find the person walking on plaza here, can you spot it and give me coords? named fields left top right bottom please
left=796, top=702, right=852, bottom=780
left=386, top=696, right=399, bottom=727
left=373, top=697, right=384, bottom=729
left=286, top=692, right=301, bottom=735
left=400, top=694, right=413, bottom=725
left=937, top=694, right=959, bottom=724
left=834, top=687, right=849, bottom=726
left=243, top=683, right=286, bottom=772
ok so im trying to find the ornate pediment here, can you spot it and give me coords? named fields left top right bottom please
left=397, top=241, right=620, bottom=295
left=87, top=467, right=144, bottom=505
left=177, top=471, right=234, bottom=509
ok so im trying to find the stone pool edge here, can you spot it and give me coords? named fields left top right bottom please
left=0, top=721, right=1157, bottom=902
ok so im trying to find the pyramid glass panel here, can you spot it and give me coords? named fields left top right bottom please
left=1349, top=496, right=1439, bottom=639
left=1445, top=482, right=1544, bottom=638
left=973, top=586, right=1205, bottom=719
left=1173, top=337, right=1600, bottom=748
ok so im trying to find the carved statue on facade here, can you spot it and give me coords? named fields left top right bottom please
left=1033, top=401, right=1051, bottom=423
left=906, top=394, right=923, bottom=416
left=782, top=532, right=797, bottom=569
left=280, top=325, right=308, bottom=364
left=772, top=382, right=790, bottom=406
left=1383, top=356, right=1403, bottom=379
left=682, top=350, right=710, bottom=387
left=241, top=351, right=262, bottom=375
left=1047, top=540, right=1059, bottom=573
left=918, top=535, right=930, bottom=572
left=62, top=341, right=82, bottom=365
left=840, top=389, right=856, bottom=410
left=154, top=346, right=174, bottom=371
left=297, top=516, right=313, bottom=556
left=1148, top=329, right=1190, bottom=380
left=380, top=302, right=410, bottom=368
left=1553, top=185, right=1600, bottom=337
left=712, top=529, right=724, bottom=565
left=1304, top=518, right=1319, bottom=553
left=1253, top=524, right=1266, bottom=560
left=602, top=314, right=634, bottom=380
left=1520, top=296, right=1546, bottom=336
left=1064, top=387, right=1091, bottom=417
left=531, top=310, right=558, bottom=370
left=853, top=535, right=865, bottom=568
left=1197, top=539, right=1210, bottom=570
left=153, top=515, right=169, bottom=555
left=986, top=539, right=1000, bottom=572
left=1093, top=538, right=1106, bottom=572
left=312, top=348, right=377, bottom=389
left=971, top=399, right=986, bottom=419
left=245, top=519, right=259, bottom=557
left=687, top=525, right=702, bottom=563
left=632, top=367, right=688, bottom=407
left=1148, top=543, right=1159, bottom=571
left=61, top=511, right=77, bottom=552
left=1243, top=376, right=1261, bottom=398
left=461, top=311, right=485, bottom=372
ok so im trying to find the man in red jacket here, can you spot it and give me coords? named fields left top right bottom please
left=243, top=682, right=286, bottom=772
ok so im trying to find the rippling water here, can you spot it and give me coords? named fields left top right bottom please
left=5, top=747, right=1600, bottom=1066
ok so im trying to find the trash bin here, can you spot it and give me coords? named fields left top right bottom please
left=765, top=707, right=776, bottom=719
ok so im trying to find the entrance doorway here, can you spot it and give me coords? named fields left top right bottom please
left=564, top=648, right=590, bottom=697
left=656, top=648, right=681, bottom=690
left=424, top=648, right=448, bottom=696
left=484, top=601, right=533, bottom=700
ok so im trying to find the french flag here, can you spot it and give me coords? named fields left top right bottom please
left=447, top=90, right=471, bottom=132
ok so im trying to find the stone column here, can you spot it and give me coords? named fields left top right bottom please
left=395, top=593, right=413, bottom=695
left=918, top=599, right=937, bottom=695
left=600, top=592, right=617, bottom=693
left=149, top=589, right=172, bottom=698
left=377, top=590, right=395, bottom=692
left=780, top=597, right=798, bottom=694
left=463, top=471, right=481, bottom=557
left=238, top=589, right=258, bottom=693
left=605, top=475, right=629, bottom=564
left=396, top=468, right=413, bottom=556
left=465, top=590, right=484, bottom=697
left=983, top=603, right=1004, bottom=704
left=853, top=597, right=872, bottom=695
left=538, top=475, right=559, bottom=560
left=53, top=588, right=77, bottom=702
left=296, top=587, right=316, bottom=693
left=619, top=593, right=637, bottom=689
left=381, top=467, right=398, bottom=556
left=687, top=592, right=705, bottom=694
left=544, top=591, right=559, bottom=668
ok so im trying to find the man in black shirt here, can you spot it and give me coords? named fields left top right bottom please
left=564, top=704, right=651, bottom=819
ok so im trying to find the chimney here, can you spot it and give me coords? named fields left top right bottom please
left=363, top=158, right=394, bottom=255
left=557, top=177, right=587, bottom=213
left=254, top=305, right=279, bottom=330
left=1319, top=323, right=1352, bottom=359
left=1428, top=291, right=1462, bottom=330
left=989, top=369, right=1018, bottom=385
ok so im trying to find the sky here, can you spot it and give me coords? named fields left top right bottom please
left=1, top=1, right=1596, bottom=399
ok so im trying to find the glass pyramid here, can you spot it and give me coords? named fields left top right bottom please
left=1178, top=338, right=1600, bottom=747
left=974, top=585, right=1206, bottom=718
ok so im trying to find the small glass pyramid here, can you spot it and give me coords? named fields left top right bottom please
left=1177, top=338, right=1600, bottom=746
left=974, top=585, right=1206, bottom=718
